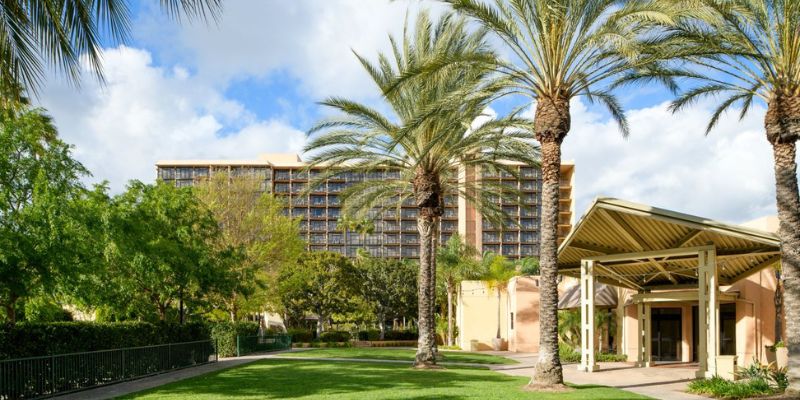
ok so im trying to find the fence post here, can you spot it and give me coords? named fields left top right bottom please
left=168, top=343, right=172, bottom=369
left=50, top=355, right=55, bottom=395
left=236, top=336, right=241, bottom=358
left=122, top=350, right=125, bottom=378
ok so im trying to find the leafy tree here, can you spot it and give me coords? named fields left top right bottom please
left=304, top=10, right=538, bottom=367
left=337, top=215, right=375, bottom=256
left=516, top=257, right=540, bottom=276
left=638, top=1, right=800, bottom=390
left=0, top=0, right=222, bottom=97
left=354, top=255, right=418, bottom=339
left=0, top=105, right=91, bottom=323
left=193, top=172, right=304, bottom=321
left=440, top=0, right=672, bottom=385
left=481, top=252, right=518, bottom=341
left=276, top=251, right=358, bottom=336
left=436, top=233, right=481, bottom=346
left=105, top=181, right=227, bottom=323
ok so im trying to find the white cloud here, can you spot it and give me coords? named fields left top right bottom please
left=562, top=99, right=795, bottom=223
left=36, top=46, right=307, bottom=193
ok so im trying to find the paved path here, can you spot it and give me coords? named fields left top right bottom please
left=491, top=352, right=706, bottom=400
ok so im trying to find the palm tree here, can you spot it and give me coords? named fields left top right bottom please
left=438, top=0, right=672, bottom=386
left=304, top=10, right=539, bottom=367
left=0, top=0, right=222, bottom=97
left=436, top=233, right=481, bottom=347
left=638, top=0, right=800, bottom=391
left=482, top=252, right=517, bottom=350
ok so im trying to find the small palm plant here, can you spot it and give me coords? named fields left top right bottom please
left=436, top=233, right=481, bottom=347
left=481, top=252, right=518, bottom=349
left=304, top=10, right=539, bottom=367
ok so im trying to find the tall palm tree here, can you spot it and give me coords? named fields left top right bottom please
left=0, top=0, right=222, bottom=97
left=436, top=233, right=481, bottom=346
left=304, top=10, right=539, bottom=367
left=439, top=0, right=672, bottom=385
left=638, top=0, right=800, bottom=391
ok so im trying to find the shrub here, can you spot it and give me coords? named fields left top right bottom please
left=287, top=328, right=315, bottom=343
left=209, top=321, right=260, bottom=358
left=0, top=321, right=209, bottom=359
left=319, top=330, right=351, bottom=343
left=558, top=343, right=580, bottom=363
left=357, top=330, right=381, bottom=341
left=689, top=376, right=777, bottom=399
left=384, top=330, right=417, bottom=340
left=596, top=352, right=627, bottom=362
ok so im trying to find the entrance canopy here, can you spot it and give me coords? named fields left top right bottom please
left=557, top=198, right=781, bottom=291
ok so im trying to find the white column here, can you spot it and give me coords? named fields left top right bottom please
left=636, top=295, right=651, bottom=367
left=697, top=248, right=719, bottom=378
left=697, top=250, right=708, bottom=378
left=580, top=260, right=599, bottom=372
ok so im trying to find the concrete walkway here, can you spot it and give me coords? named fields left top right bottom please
left=491, top=352, right=706, bottom=400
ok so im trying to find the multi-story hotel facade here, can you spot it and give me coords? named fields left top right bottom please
left=156, top=153, right=575, bottom=259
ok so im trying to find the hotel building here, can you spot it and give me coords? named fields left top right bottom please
left=156, top=153, right=575, bottom=259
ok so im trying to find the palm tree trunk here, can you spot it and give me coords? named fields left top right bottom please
left=415, top=214, right=438, bottom=366
left=531, top=97, right=569, bottom=386
left=447, top=283, right=454, bottom=346
left=775, top=269, right=783, bottom=343
left=771, top=140, right=800, bottom=393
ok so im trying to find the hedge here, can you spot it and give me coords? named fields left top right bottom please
left=319, top=330, right=351, bottom=343
left=209, top=321, right=260, bottom=358
left=384, top=330, right=417, bottom=340
left=0, top=321, right=209, bottom=359
left=287, top=328, right=315, bottom=343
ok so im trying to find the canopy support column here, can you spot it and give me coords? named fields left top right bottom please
left=636, top=297, right=652, bottom=367
left=579, top=259, right=599, bottom=372
left=697, top=247, right=719, bottom=378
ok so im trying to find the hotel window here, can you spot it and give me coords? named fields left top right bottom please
left=441, top=233, right=451, bottom=243
left=441, top=221, right=456, bottom=232
left=521, top=206, right=538, bottom=217
left=292, top=208, right=307, bottom=218
left=383, top=221, right=400, bottom=231
left=483, top=220, right=499, bottom=230
left=275, top=170, right=290, bottom=180
left=444, top=208, right=457, bottom=218
left=384, top=234, right=399, bottom=244
left=483, top=245, right=500, bottom=254
left=328, top=195, right=340, bottom=205
left=367, top=246, right=381, bottom=256
left=193, top=167, right=210, bottom=178
left=521, top=219, right=536, bottom=230
left=503, top=232, right=519, bottom=242
left=299, top=221, right=308, bottom=231
left=522, top=180, right=538, bottom=191
left=328, top=183, right=344, bottom=193
left=328, top=208, right=340, bottom=218
left=176, top=180, right=193, bottom=188
left=523, top=194, right=536, bottom=204
left=310, top=208, right=326, bottom=218
left=520, top=168, right=537, bottom=178
left=383, top=209, right=398, bottom=219
left=366, top=234, right=382, bottom=245
left=291, top=183, right=305, bottom=193
left=401, top=221, right=416, bottom=231
left=311, top=195, right=326, bottom=206
left=401, top=234, right=419, bottom=244
left=386, top=170, right=401, bottom=179
left=292, top=196, right=308, bottom=206
left=503, top=206, right=519, bottom=217
left=483, top=232, right=500, bottom=243
left=158, top=167, right=174, bottom=180
left=291, top=170, right=308, bottom=180
left=401, top=209, right=418, bottom=219
left=310, top=221, right=326, bottom=231
left=328, top=246, right=344, bottom=255
left=521, top=231, right=537, bottom=243
left=402, top=197, right=415, bottom=206
left=275, top=183, right=289, bottom=193
left=502, top=245, right=519, bottom=256
left=310, top=234, right=326, bottom=244
left=366, top=171, right=383, bottom=180
left=444, top=196, right=457, bottom=206
left=328, top=221, right=340, bottom=231
left=521, top=245, right=536, bottom=256
left=385, top=247, right=400, bottom=257
left=327, top=234, right=342, bottom=244
left=401, top=247, right=419, bottom=257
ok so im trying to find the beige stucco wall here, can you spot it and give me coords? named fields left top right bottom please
left=508, top=276, right=541, bottom=353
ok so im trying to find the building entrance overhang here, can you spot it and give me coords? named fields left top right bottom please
left=557, top=198, right=781, bottom=379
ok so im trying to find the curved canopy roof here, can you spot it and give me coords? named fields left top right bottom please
left=557, top=198, right=781, bottom=290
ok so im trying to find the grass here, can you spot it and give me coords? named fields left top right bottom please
left=281, top=347, right=518, bottom=365
left=120, top=359, right=651, bottom=399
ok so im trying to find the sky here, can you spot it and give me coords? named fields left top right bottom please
left=34, top=0, right=795, bottom=224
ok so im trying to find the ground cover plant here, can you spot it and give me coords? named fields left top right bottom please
left=281, top=347, right=517, bottom=365
left=121, top=359, right=650, bottom=399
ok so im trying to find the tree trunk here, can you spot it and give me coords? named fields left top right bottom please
left=771, top=139, right=800, bottom=393
left=447, top=284, right=454, bottom=347
left=531, top=97, right=569, bottom=386
left=415, top=214, right=438, bottom=367
left=316, top=315, right=325, bottom=338
left=378, top=313, right=386, bottom=341
left=179, top=288, right=185, bottom=325
left=3, top=301, right=16, bottom=324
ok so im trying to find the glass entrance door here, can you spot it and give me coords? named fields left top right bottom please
left=651, top=308, right=682, bottom=362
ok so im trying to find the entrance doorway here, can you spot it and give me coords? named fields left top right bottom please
left=691, top=303, right=737, bottom=362
left=651, top=308, right=682, bottom=362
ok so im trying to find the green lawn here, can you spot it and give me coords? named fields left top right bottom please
left=281, top=347, right=518, bottom=365
left=121, top=359, right=651, bottom=399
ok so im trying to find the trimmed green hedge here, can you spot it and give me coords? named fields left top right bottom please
left=287, top=328, right=315, bottom=343
left=209, top=321, right=260, bottom=358
left=0, top=321, right=209, bottom=359
left=319, top=331, right=351, bottom=343
left=384, top=330, right=417, bottom=340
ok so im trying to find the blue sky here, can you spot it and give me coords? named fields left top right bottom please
left=34, top=0, right=790, bottom=224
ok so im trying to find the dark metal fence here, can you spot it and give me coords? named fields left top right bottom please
left=236, top=335, right=291, bottom=357
left=0, top=340, right=216, bottom=399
